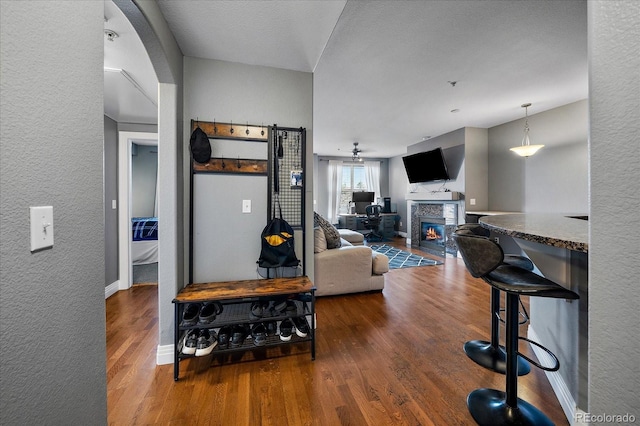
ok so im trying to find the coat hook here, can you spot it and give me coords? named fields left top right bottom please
left=237, top=157, right=241, bottom=168
left=221, top=156, right=225, bottom=169
left=246, top=121, right=250, bottom=135
left=230, top=120, right=234, bottom=134
left=213, top=119, right=217, bottom=134
left=261, top=123, right=265, bottom=136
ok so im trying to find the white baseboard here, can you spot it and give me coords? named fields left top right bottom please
left=528, top=326, right=577, bottom=425
left=105, top=280, right=120, bottom=299
left=156, top=344, right=174, bottom=365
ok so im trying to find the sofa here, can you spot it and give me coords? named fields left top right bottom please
left=313, top=218, right=389, bottom=297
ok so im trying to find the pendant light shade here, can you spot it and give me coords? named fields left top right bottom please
left=510, top=103, right=544, bottom=157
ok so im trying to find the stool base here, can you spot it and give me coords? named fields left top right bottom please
left=464, top=340, right=531, bottom=376
left=467, top=388, right=553, bottom=426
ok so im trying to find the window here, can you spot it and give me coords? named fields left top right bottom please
left=340, top=164, right=367, bottom=213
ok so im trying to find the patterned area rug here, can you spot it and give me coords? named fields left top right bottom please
left=369, top=244, right=442, bottom=269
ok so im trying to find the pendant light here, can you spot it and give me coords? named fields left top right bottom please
left=510, top=103, right=544, bottom=157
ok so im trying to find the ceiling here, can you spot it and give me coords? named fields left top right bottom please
left=105, top=0, right=588, bottom=159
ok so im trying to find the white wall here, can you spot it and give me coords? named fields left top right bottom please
left=588, top=0, right=639, bottom=417
left=185, top=58, right=313, bottom=282
left=488, top=100, right=589, bottom=214
left=0, top=1, right=107, bottom=422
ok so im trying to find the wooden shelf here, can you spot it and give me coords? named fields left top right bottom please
left=193, top=157, right=267, bottom=175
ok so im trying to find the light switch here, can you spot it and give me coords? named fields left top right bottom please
left=470, top=198, right=476, bottom=206
left=242, top=199, right=251, bottom=213
left=30, top=206, right=54, bottom=251
left=112, top=199, right=117, bottom=209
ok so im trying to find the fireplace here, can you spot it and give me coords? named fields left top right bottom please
left=419, top=216, right=446, bottom=253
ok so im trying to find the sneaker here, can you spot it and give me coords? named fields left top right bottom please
left=279, top=319, right=294, bottom=342
left=230, top=324, right=249, bottom=348
left=182, top=329, right=198, bottom=355
left=195, top=329, right=217, bottom=357
left=182, top=303, right=201, bottom=326
left=217, top=326, right=231, bottom=349
left=251, top=323, right=267, bottom=347
left=292, top=316, right=309, bottom=338
left=199, top=301, right=223, bottom=324
left=249, top=301, right=269, bottom=320
left=264, top=321, right=277, bottom=336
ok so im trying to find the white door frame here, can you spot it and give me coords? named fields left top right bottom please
left=118, top=131, right=158, bottom=290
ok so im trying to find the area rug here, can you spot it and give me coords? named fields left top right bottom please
left=369, top=244, right=442, bottom=269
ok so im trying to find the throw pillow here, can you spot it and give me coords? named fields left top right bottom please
left=314, top=227, right=327, bottom=253
left=314, top=212, right=341, bottom=249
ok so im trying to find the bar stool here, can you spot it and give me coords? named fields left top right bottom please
left=456, top=224, right=533, bottom=375
left=454, top=232, right=579, bottom=425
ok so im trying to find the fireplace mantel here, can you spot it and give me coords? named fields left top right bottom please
left=405, top=191, right=460, bottom=201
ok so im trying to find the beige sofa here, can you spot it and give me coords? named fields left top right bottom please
left=313, top=228, right=389, bottom=297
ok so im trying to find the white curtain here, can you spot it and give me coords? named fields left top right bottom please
left=327, top=160, right=343, bottom=224
left=364, top=161, right=381, bottom=204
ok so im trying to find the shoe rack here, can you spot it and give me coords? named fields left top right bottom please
left=172, top=276, right=315, bottom=381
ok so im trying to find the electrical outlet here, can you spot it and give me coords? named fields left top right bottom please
left=470, top=198, right=476, bottom=206
left=242, top=199, right=251, bottom=213
left=399, top=221, right=403, bottom=227
left=494, top=237, right=500, bottom=244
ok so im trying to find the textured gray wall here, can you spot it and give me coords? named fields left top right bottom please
left=105, top=116, right=119, bottom=288
left=0, top=1, right=107, bottom=424
left=588, top=1, right=640, bottom=417
left=131, top=144, right=158, bottom=217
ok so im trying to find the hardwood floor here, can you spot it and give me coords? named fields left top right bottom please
left=106, top=237, right=569, bottom=425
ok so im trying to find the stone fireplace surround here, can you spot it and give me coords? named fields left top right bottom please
left=409, top=202, right=459, bottom=256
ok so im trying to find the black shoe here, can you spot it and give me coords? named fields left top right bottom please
left=251, top=323, right=268, bottom=347
left=198, top=301, right=223, bottom=324
left=217, top=326, right=231, bottom=349
left=264, top=321, right=277, bottom=336
left=279, top=319, right=294, bottom=342
left=249, top=301, right=269, bottom=320
left=292, top=316, right=309, bottom=338
left=182, top=329, right=198, bottom=355
left=195, top=329, right=217, bottom=356
left=230, top=324, right=249, bottom=348
left=182, top=303, right=201, bottom=326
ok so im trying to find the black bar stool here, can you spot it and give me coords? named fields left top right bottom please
left=454, top=232, right=579, bottom=425
left=456, top=224, right=533, bottom=376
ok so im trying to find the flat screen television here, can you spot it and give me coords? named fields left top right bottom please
left=402, top=147, right=450, bottom=183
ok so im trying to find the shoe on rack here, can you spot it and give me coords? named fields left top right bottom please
left=195, top=329, right=217, bottom=357
left=279, top=319, right=294, bottom=342
left=292, top=316, right=310, bottom=338
left=182, top=329, right=199, bottom=355
left=217, top=326, right=231, bottom=349
left=264, top=321, right=277, bottom=336
left=199, top=301, right=223, bottom=324
left=251, top=323, right=268, bottom=347
left=249, top=301, right=269, bottom=320
left=230, top=324, right=249, bottom=348
left=182, top=303, right=201, bottom=326
left=273, top=300, right=297, bottom=316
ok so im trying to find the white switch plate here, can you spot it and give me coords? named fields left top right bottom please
left=30, top=206, right=54, bottom=251
left=242, top=199, right=251, bottom=213
left=470, top=198, right=476, bottom=205
left=112, top=199, right=117, bottom=209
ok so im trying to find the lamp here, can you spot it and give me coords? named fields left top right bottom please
left=352, top=142, right=363, bottom=162
left=510, top=103, right=544, bottom=157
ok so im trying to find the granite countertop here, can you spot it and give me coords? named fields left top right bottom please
left=479, top=213, right=588, bottom=253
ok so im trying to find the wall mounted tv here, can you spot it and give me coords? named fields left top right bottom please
left=402, top=147, right=450, bottom=183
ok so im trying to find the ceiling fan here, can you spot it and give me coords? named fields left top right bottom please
left=351, top=142, right=363, bottom=162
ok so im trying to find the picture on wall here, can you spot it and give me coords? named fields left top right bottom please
left=290, top=169, right=303, bottom=189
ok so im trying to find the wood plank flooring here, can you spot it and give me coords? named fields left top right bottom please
left=106, top=237, right=569, bottom=425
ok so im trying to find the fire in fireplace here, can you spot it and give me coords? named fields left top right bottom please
left=419, top=216, right=446, bottom=253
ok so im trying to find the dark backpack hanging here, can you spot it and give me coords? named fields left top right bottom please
left=257, top=134, right=300, bottom=275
